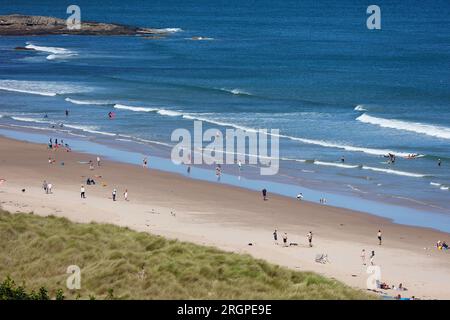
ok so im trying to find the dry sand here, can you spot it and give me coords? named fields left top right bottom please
left=1, top=136, right=449, bottom=299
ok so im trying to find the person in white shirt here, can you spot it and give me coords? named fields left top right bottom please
left=81, top=185, right=86, bottom=198
left=47, top=183, right=53, bottom=194
left=97, top=156, right=101, bottom=166
left=124, top=189, right=128, bottom=201
left=361, top=249, right=366, bottom=265
left=307, top=231, right=313, bottom=247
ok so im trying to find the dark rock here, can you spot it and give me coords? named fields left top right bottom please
left=0, top=14, right=161, bottom=36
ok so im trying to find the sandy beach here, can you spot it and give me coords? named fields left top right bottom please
left=1, top=135, right=449, bottom=299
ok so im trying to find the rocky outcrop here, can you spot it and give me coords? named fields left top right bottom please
left=0, top=14, right=162, bottom=36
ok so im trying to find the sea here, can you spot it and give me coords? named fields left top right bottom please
left=1, top=0, right=449, bottom=230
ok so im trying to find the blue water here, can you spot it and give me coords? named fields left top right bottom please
left=1, top=1, right=450, bottom=220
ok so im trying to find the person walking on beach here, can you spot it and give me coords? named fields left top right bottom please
left=282, top=233, right=288, bottom=247
left=80, top=185, right=86, bottom=199
left=377, top=230, right=382, bottom=245
left=238, top=160, right=242, bottom=172
left=124, top=189, right=128, bottom=201
left=361, top=249, right=366, bottom=266
left=97, top=156, right=101, bottom=167
left=42, top=180, right=48, bottom=194
left=262, top=188, right=267, bottom=201
left=307, top=231, right=313, bottom=247
left=273, top=229, right=278, bottom=245
left=370, top=250, right=375, bottom=265
left=47, top=183, right=53, bottom=194
left=112, top=189, right=117, bottom=201
left=143, top=157, right=148, bottom=168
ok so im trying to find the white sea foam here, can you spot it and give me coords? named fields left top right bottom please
left=66, top=98, right=112, bottom=105
left=356, top=113, right=450, bottom=140
left=430, top=182, right=442, bottom=187
left=111, top=105, right=420, bottom=158
left=25, top=43, right=71, bottom=55
left=354, top=105, right=367, bottom=111
left=187, top=37, right=215, bottom=41
left=153, top=28, right=183, bottom=33
left=314, top=161, right=360, bottom=169
left=10, top=116, right=50, bottom=124
left=361, top=166, right=426, bottom=178
left=113, top=104, right=159, bottom=112
left=0, top=80, right=87, bottom=97
left=219, top=88, right=252, bottom=96
left=276, top=133, right=415, bottom=157
left=25, top=43, right=77, bottom=60
left=440, top=186, right=449, bottom=191
left=157, top=109, right=183, bottom=117
left=347, top=184, right=368, bottom=194
left=46, top=53, right=77, bottom=60
left=63, top=124, right=116, bottom=136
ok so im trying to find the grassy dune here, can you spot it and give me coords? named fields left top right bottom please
left=0, top=210, right=374, bottom=299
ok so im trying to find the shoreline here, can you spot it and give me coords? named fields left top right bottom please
left=1, top=124, right=450, bottom=233
left=1, top=135, right=450, bottom=299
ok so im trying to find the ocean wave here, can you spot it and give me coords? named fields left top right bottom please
left=347, top=184, right=368, bottom=194
left=314, top=161, right=360, bottom=169
left=157, top=109, right=183, bottom=117
left=430, top=182, right=442, bottom=187
left=356, top=113, right=450, bottom=140
left=152, top=28, right=183, bottom=34
left=0, top=80, right=87, bottom=97
left=10, top=116, right=50, bottom=124
left=25, top=42, right=77, bottom=60
left=46, top=53, right=77, bottom=60
left=110, top=105, right=419, bottom=157
left=361, top=166, right=426, bottom=178
left=113, top=104, right=159, bottom=112
left=25, top=43, right=72, bottom=55
left=114, top=134, right=172, bottom=147
left=218, top=88, right=252, bottom=96
left=66, top=98, right=112, bottom=106
left=63, top=124, right=116, bottom=136
left=187, top=36, right=215, bottom=41
left=354, top=105, right=367, bottom=111
left=114, top=104, right=183, bottom=117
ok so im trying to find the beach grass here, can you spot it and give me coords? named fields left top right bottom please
left=0, top=210, right=375, bottom=300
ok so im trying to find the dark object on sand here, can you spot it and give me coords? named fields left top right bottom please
left=21, top=189, right=25, bottom=192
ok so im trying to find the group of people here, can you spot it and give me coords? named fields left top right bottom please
left=48, top=138, right=70, bottom=151
left=436, top=240, right=448, bottom=250
left=272, top=229, right=313, bottom=248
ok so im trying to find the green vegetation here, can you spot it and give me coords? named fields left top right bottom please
left=0, top=210, right=375, bottom=300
